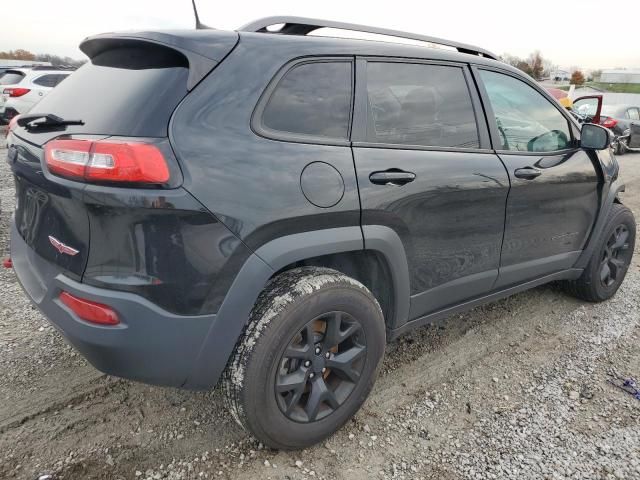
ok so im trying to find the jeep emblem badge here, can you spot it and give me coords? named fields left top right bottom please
left=48, top=236, right=79, bottom=256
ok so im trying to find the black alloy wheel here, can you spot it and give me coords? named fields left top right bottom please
left=275, top=311, right=366, bottom=422
left=223, top=267, right=386, bottom=449
left=600, top=224, right=631, bottom=287
left=563, top=204, right=635, bottom=302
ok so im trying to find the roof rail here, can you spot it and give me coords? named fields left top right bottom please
left=31, top=65, right=77, bottom=71
left=239, top=16, right=498, bottom=60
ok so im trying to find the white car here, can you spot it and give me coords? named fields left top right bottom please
left=0, top=67, right=30, bottom=121
left=1, top=67, right=73, bottom=122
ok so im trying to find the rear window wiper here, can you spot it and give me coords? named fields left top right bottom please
left=18, top=113, right=85, bottom=130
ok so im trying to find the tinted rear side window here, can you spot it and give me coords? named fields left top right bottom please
left=0, top=71, right=26, bottom=85
left=33, top=73, right=69, bottom=87
left=260, top=61, right=352, bottom=141
left=365, top=62, right=479, bottom=149
left=29, top=45, right=189, bottom=138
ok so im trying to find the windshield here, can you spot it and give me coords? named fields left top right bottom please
left=573, top=98, right=599, bottom=116
left=0, top=71, right=26, bottom=85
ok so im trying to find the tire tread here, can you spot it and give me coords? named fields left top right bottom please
left=222, top=267, right=381, bottom=445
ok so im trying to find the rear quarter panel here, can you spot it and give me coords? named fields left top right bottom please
left=169, top=35, right=361, bottom=252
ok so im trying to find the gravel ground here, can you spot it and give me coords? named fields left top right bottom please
left=1, top=139, right=639, bottom=480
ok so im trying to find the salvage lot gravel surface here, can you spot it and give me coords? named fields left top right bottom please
left=1, top=141, right=639, bottom=480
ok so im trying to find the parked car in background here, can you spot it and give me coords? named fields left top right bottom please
left=545, top=86, right=574, bottom=109
left=571, top=95, right=603, bottom=124
left=0, top=66, right=37, bottom=79
left=0, top=68, right=31, bottom=122
left=598, top=104, right=640, bottom=155
left=1, top=66, right=74, bottom=123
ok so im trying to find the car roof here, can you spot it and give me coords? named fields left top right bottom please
left=82, top=24, right=514, bottom=73
left=240, top=16, right=499, bottom=59
left=23, top=69, right=73, bottom=80
left=237, top=30, right=516, bottom=71
left=2, top=68, right=31, bottom=74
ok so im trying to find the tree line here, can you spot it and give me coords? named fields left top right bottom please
left=0, top=49, right=85, bottom=68
left=500, top=51, right=591, bottom=86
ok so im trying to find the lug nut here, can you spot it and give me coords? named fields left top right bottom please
left=315, top=346, right=322, bottom=355
left=322, top=367, right=327, bottom=373
left=325, top=352, right=331, bottom=358
left=309, top=372, right=315, bottom=379
left=304, top=360, right=311, bottom=367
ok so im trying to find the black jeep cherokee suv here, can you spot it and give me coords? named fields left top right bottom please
left=6, top=17, right=635, bottom=449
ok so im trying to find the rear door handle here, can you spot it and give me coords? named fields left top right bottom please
left=369, top=170, right=416, bottom=186
left=514, top=167, right=542, bottom=180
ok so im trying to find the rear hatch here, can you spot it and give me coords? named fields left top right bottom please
left=8, top=30, right=239, bottom=280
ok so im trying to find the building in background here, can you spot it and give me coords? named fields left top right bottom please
left=600, top=69, right=640, bottom=84
left=550, top=69, right=571, bottom=82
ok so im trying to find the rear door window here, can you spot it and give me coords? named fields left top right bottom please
left=365, top=62, right=479, bottom=149
left=259, top=60, right=353, bottom=141
left=33, top=73, right=69, bottom=87
left=0, top=71, right=26, bottom=85
left=628, top=108, right=640, bottom=120
left=479, top=70, right=572, bottom=152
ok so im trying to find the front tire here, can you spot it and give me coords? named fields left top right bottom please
left=564, top=203, right=635, bottom=302
left=223, top=267, right=385, bottom=450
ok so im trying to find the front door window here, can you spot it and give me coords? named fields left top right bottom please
left=480, top=70, right=573, bottom=152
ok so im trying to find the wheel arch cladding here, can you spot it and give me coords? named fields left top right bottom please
left=183, top=226, right=410, bottom=389
left=575, top=179, right=626, bottom=270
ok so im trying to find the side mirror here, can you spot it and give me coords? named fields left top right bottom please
left=581, top=123, right=610, bottom=150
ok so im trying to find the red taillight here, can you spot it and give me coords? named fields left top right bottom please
left=601, top=117, right=618, bottom=129
left=59, top=291, right=120, bottom=326
left=3, top=87, right=30, bottom=97
left=44, top=139, right=170, bottom=184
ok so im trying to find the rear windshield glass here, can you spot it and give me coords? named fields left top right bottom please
left=0, top=71, right=26, bottom=85
left=30, top=45, right=189, bottom=138
left=33, top=73, right=69, bottom=88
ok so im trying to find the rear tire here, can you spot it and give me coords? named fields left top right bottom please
left=223, top=267, right=385, bottom=450
left=563, top=203, right=635, bottom=302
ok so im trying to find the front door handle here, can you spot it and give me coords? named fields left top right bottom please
left=514, top=167, right=542, bottom=180
left=369, top=169, right=416, bottom=186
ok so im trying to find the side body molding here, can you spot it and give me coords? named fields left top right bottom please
left=184, top=225, right=411, bottom=389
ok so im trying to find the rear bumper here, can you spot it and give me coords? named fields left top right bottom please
left=10, top=219, right=218, bottom=388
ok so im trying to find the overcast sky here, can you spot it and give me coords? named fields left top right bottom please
left=1, top=0, right=638, bottom=70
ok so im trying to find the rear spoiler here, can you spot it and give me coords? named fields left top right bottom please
left=80, top=30, right=239, bottom=90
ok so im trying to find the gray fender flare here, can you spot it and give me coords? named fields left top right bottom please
left=184, top=225, right=410, bottom=389
left=575, top=179, right=626, bottom=269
